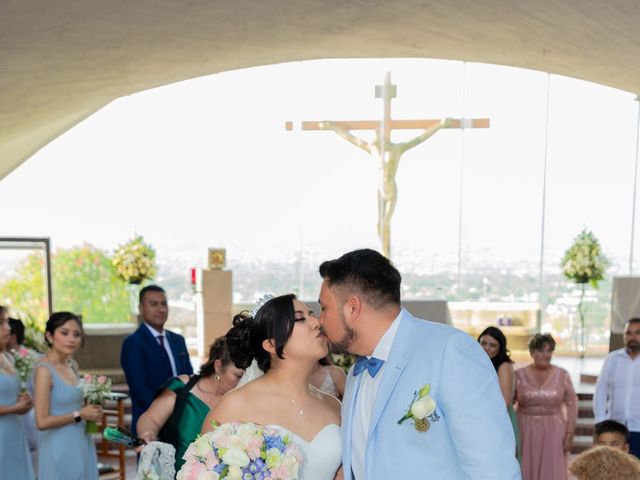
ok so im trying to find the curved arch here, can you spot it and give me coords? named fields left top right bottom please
left=2, top=0, right=639, bottom=178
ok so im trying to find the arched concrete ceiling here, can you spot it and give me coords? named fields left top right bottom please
left=2, top=0, right=639, bottom=180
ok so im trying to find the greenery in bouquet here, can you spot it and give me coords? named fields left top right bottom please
left=78, top=373, right=112, bottom=433
left=112, top=235, right=156, bottom=285
left=178, top=421, right=302, bottom=480
left=560, top=229, right=609, bottom=356
left=11, top=346, right=37, bottom=393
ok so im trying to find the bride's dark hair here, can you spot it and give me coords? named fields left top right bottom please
left=225, top=293, right=297, bottom=373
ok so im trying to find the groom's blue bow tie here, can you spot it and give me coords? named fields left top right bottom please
left=353, top=356, right=385, bottom=378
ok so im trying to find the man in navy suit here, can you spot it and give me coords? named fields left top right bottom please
left=120, top=284, right=193, bottom=434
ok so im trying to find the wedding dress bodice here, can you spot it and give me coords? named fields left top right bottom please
left=269, top=423, right=341, bottom=480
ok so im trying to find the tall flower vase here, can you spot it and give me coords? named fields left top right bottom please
left=128, top=283, right=140, bottom=323
left=577, top=283, right=587, bottom=358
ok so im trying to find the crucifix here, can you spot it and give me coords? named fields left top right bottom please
left=286, top=72, right=489, bottom=259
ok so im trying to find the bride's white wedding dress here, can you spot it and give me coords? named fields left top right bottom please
left=269, top=424, right=342, bottom=480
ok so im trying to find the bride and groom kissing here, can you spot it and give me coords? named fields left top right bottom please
left=200, top=249, right=521, bottom=480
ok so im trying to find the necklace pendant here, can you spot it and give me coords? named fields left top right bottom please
left=299, top=409, right=304, bottom=415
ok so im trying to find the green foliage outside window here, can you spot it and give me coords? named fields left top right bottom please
left=0, top=243, right=130, bottom=329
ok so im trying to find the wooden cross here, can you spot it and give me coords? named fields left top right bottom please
left=286, top=72, right=489, bottom=259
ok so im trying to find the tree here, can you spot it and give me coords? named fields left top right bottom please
left=54, top=243, right=130, bottom=322
left=0, top=243, right=130, bottom=325
left=560, top=229, right=609, bottom=357
left=0, top=253, right=48, bottom=328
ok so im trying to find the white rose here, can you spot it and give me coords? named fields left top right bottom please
left=197, top=472, right=217, bottom=480
left=227, top=434, right=245, bottom=449
left=222, top=447, right=250, bottom=467
left=237, top=423, right=257, bottom=439
left=227, top=465, right=243, bottom=479
left=410, top=395, right=436, bottom=420
left=194, top=436, right=211, bottom=457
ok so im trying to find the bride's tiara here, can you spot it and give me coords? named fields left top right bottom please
left=249, top=293, right=275, bottom=317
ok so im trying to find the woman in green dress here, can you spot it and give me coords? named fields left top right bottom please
left=478, top=326, right=522, bottom=463
left=136, top=336, right=244, bottom=472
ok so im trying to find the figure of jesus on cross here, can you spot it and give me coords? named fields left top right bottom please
left=286, top=72, right=489, bottom=258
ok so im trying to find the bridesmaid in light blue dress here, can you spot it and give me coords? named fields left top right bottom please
left=34, top=312, right=102, bottom=480
left=0, top=313, right=35, bottom=479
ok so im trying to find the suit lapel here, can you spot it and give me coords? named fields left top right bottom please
left=342, top=367, right=363, bottom=480
left=366, top=311, right=413, bottom=444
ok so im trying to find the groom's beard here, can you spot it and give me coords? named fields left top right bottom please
left=330, top=310, right=358, bottom=353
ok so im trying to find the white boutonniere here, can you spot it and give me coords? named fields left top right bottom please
left=397, top=383, right=440, bottom=432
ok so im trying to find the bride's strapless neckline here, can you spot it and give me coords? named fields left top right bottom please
left=266, top=423, right=341, bottom=480
left=266, top=423, right=339, bottom=445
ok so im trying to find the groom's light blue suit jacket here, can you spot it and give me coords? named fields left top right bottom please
left=341, top=309, right=521, bottom=479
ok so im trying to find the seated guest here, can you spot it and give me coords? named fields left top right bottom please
left=309, top=354, right=346, bottom=399
left=569, top=445, right=640, bottom=480
left=121, top=284, right=193, bottom=434
left=136, top=336, right=244, bottom=472
left=594, top=419, right=630, bottom=452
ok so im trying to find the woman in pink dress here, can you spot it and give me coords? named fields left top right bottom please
left=515, top=333, right=577, bottom=480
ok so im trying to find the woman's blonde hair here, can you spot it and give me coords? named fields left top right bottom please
left=569, top=446, right=640, bottom=480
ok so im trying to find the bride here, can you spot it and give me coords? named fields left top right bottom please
left=201, top=294, right=343, bottom=480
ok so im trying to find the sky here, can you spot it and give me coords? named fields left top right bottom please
left=1, top=58, right=639, bottom=275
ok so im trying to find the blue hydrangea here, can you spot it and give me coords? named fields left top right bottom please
left=242, top=458, right=269, bottom=480
left=264, top=434, right=285, bottom=452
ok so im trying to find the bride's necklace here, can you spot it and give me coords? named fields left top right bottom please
left=290, top=391, right=312, bottom=416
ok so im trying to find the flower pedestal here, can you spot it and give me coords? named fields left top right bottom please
left=128, top=283, right=140, bottom=323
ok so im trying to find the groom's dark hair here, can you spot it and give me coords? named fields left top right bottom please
left=319, top=248, right=401, bottom=309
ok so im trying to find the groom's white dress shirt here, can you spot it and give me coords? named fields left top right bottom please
left=351, top=312, right=401, bottom=480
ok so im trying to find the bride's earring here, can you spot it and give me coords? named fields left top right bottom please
left=215, top=373, right=220, bottom=381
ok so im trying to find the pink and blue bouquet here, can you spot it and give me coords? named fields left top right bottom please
left=11, top=347, right=37, bottom=393
left=77, top=373, right=112, bottom=433
left=178, top=422, right=302, bottom=480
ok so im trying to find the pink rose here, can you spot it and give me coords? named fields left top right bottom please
left=18, top=347, right=29, bottom=358
left=180, top=461, right=206, bottom=480
left=246, top=437, right=262, bottom=460
left=97, top=375, right=107, bottom=384
left=183, top=444, right=197, bottom=461
left=204, top=451, right=219, bottom=470
left=269, top=465, right=289, bottom=479
left=84, top=374, right=92, bottom=382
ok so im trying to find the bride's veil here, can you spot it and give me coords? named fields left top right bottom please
left=236, top=293, right=274, bottom=388
left=237, top=358, right=262, bottom=387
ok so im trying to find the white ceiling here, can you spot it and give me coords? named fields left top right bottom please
left=2, top=0, right=639, bottom=179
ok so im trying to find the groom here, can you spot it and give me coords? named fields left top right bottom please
left=318, top=249, right=521, bottom=479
